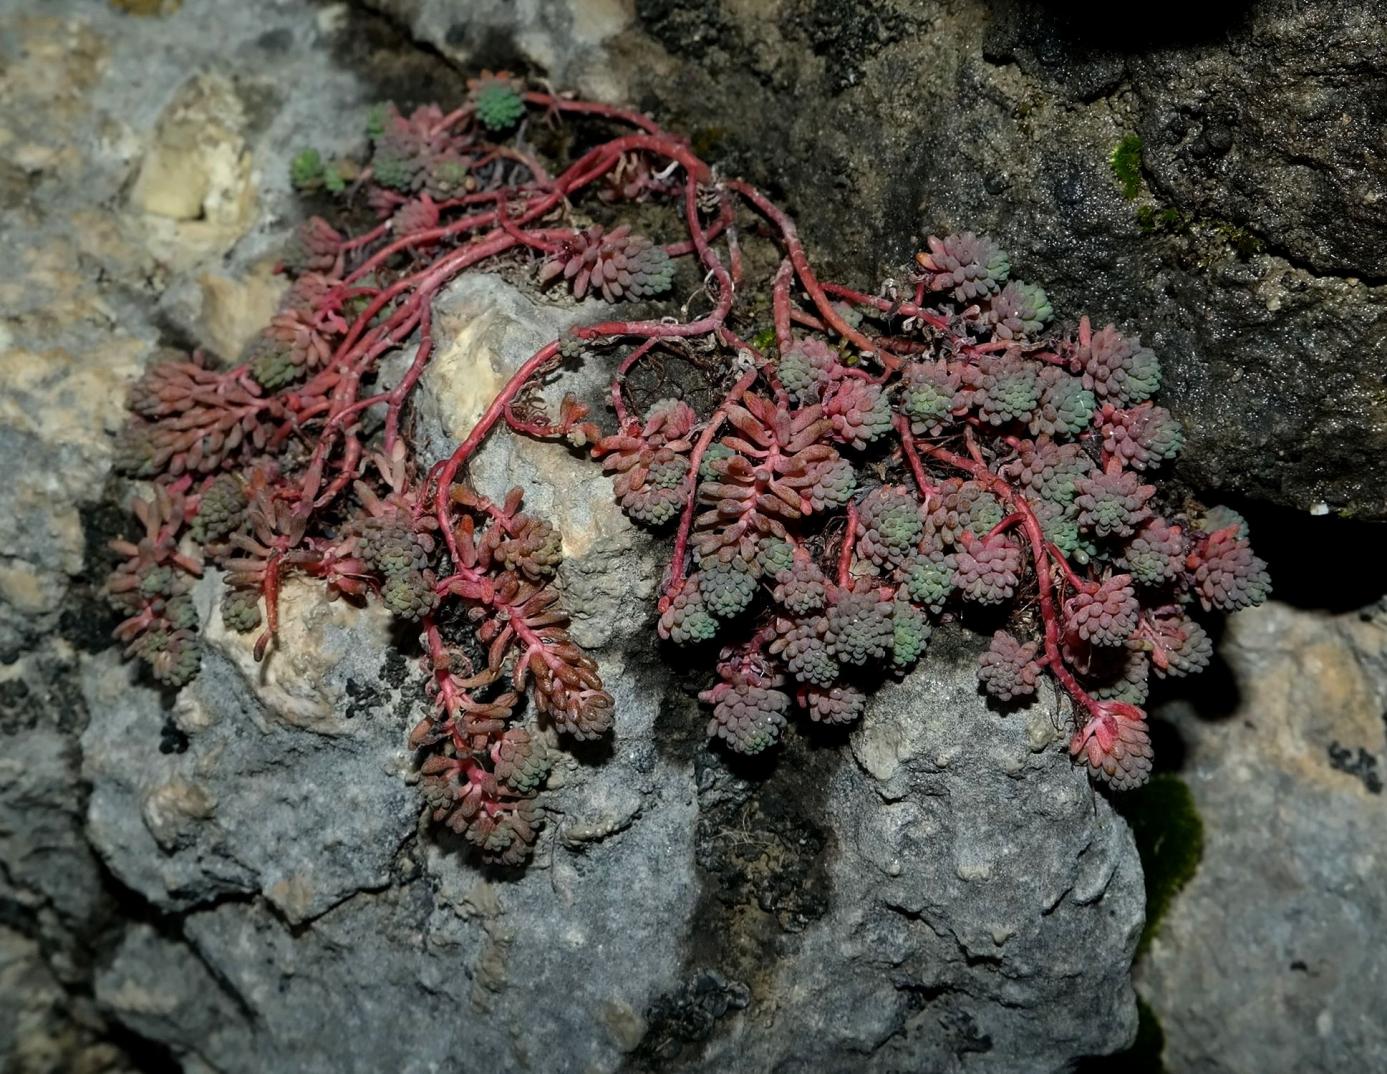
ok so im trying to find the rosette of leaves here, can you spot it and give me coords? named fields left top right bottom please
left=971, top=351, right=1041, bottom=426
left=916, top=232, right=1011, bottom=303
left=284, top=216, right=344, bottom=274
left=1098, top=402, right=1184, bottom=470
left=977, top=630, right=1042, bottom=701
left=803, top=684, right=867, bottom=725
left=897, top=358, right=964, bottom=433
left=117, top=357, right=275, bottom=479
left=658, top=576, right=719, bottom=643
left=1029, top=367, right=1096, bottom=437
left=593, top=398, right=697, bottom=527
left=954, top=532, right=1023, bottom=604
left=1085, top=646, right=1151, bottom=706
left=700, top=657, right=790, bottom=754
left=1185, top=525, right=1272, bottom=611
left=777, top=338, right=839, bottom=403
left=1071, top=703, right=1154, bottom=791
left=986, top=280, right=1052, bottom=340
left=106, top=486, right=204, bottom=686
left=891, top=600, right=931, bottom=672
left=696, top=555, right=758, bottom=619
left=769, top=617, right=839, bottom=687
left=191, top=474, right=247, bottom=544
left=772, top=556, right=830, bottom=615
left=1064, top=574, right=1139, bottom=647
left=1119, top=518, right=1186, bottom=585
left=367, top=103, right=448, bottom=193
left=925, top=479, right=1005, bottom=546
left=539, top=224, right=674, bottom=302
left=902, top=548, right=956, bottom=613
left=857, top=485, right=925, bottom=568
left=1074, top=460, right=1156, bottom=538
left=1000, top=439, right=1094, bottom=508
left=824, top=378, right=893, bottom=449
left=467, top=70, right=525, bottom=131
left=1069, top=317, right=1162, bottom=404
left=1145, top=612, right=1213, bottom=678
left=692, top=394, right=851, bottom=566
left=248, top=307, right=337, bottom=390
left=823, top=581, right=894, bottom=665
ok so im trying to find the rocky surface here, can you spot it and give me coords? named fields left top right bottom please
left=80, top=263, right=1143, bottom=1073
left=1139, top=601, right=1387, bottom=1074
left=390, top=0, right=1387, bottom=520
left=2, top=1, right=1383, bottom=1073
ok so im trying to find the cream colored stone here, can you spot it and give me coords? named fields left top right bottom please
left=198, top=265, right=286, bottom=359
left=141, top=778, right=215, bottom=851
left=266, top=875, right=317, bottom=923
left=425, top=309, right=508, bottom=440
left=0, top=341, right=146, bottom=455
left=0, top=563, right=54, bottom=615
left=172, top=689, right=217, bottom=734
left=129, top=74, right=256, bottom=261
left=1217, top=603, right=1387, bottom=794
left=203, top=576, right=394, bottom=732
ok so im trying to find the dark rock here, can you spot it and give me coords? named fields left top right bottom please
left=394, top=0, right=1387, bottom=518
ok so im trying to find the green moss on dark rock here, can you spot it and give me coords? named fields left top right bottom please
left=1117, top=772, right=1204, bottom=956
left=1110, top=134, right=1143, bottom=200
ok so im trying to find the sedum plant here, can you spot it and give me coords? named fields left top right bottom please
left=106, top=71, right=1269, bottom=864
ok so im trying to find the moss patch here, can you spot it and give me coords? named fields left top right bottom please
left=1118, top=772, right=1205, bottom=956
left=1110, top=134, right=1143, bottom=200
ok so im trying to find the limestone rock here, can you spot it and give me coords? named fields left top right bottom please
left=1139, top=602, right=1387, bottom=1073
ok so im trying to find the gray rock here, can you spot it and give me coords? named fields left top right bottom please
left=1139, top=602, right=1387, bottom=1073
left=91, top=628, right=1142, bottom=1074
left=80, top=595, right=418, bottom=924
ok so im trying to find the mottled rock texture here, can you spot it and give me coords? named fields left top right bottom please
left=1140, top=601, right=1387, bottom=1074
left=2, top=1, right=1382, bottom=1073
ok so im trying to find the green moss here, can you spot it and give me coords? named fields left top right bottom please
left=1137, top=205, right=1185, bottom=234
left=750, top=326, right=777, bottom=354
left=1110, top=134, right=1144, bottom=200
left=1117, top=772, right=1204, bottom=956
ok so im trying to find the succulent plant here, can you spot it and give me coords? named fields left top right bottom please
left=1065, top=574, right=1139, bottom=647
left=106, top=76, right=1274, bottom=868
left=977, top=630, right=1043, bottom=701
left=467, top=70, right=525, bottom=131
left=538, top=224, right=674, bottom=302
left=916, top=231, right=1011, bottom=303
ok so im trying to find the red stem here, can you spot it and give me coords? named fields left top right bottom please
left=837, top=502, right=859, bottom=587
left=661, top=367, right=759, bottom=609
left=896, top=420, right=1107, bottom=723
left=611, top=338, right=661, bottom=428
left=433, top=341, right=563, bottom=563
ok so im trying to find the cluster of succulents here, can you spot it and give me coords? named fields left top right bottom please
left=409, top=485, right=612, bottom=863
left=604, top=229, right=1269, bottom=787
left=106, top=74, right=1271, bottom=876
left=591, top=399, right=696, bottom=525
left=106, top=484, right=204, bottom=687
